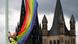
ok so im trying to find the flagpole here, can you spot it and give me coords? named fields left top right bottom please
left=5, top=0, right=9, bottom=44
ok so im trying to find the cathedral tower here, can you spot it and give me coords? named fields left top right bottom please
left=70, top=15, right=76, bottom=44
left=49, top=0, right=68, bottom=36
left=70, top=15, right=75, bottom=36
left=26, top=0, right=42, bottom=44
left=42, top=15, right=48, bottom=44
left=42, top=15, right=48, bottom=36
left=16, top=0, right=76, bottom=44
left=16, top=0, right=25, bottom=35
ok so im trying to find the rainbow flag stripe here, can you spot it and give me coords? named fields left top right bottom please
left=17, top=0, right=38, bottom=44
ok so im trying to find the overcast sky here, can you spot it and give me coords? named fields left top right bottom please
left=0, top=0, right=78, bottom=44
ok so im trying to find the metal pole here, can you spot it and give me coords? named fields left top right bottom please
left=5, top=0, right=9, bottom=44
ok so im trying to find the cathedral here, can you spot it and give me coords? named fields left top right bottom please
left=16, top=0, right=76, bottom=44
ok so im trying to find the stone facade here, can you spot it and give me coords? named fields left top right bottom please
left=16, top=0, right=76, bottom=44
left=41, top=0, right=76, bottom=44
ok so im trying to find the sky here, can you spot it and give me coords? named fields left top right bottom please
left=0, top=0, right=78, bottom=44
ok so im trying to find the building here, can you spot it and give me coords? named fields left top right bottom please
left=16, top=0, right=76, bottom=44
left=16, top=0, right=42, bottom=44
left=42, top=0, right=76, bottom=44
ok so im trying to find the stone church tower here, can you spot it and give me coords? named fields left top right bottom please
left=42, top=15, right=48, bottom=44
left=41, top=0, right=76, bottom=44
left=16, top=0, right=26, bottom=35
left=16, top=0, right=76, bottom=44
left=16, top=0, right=42, bottom=44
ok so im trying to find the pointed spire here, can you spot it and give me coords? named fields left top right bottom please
left=53, top=0, right=64, bottom=24
left=49, top=0, right=69, bottom=35
left=42, top=15, right=48, bottom=23
left=16, top=0, right=25, bottom=33
left=51, top=0, right=65, bottom=28
left=33, top=13, right=39, bottom=26
left=20, top=0, right=25, bottom=26
left=70, top=15, right=75, bottom=23
left=33, top=0, right=39, bottom=26
left=28, top=1, right=40, bottom=44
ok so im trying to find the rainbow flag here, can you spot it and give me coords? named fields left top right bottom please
left=17, top=0, right=38, bottom=44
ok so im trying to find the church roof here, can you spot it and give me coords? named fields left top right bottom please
left=19, top=0, right=26, bottom=27
left=70, top=15, right=75, bottom=23
left=16, top=0, right=25, bottom=33
left=49, top=0, right=69, bottom=36
left=42, top=15, right=48, bottom=23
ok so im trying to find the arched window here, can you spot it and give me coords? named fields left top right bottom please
left=49, top=40, right=52, bottom=44
left=57, top=40, right=59, bottom=44
left=53, top=40, right=56, bottom=44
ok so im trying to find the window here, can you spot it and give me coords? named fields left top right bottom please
left=53, top=40, right=56, bottom=44
left=49, top=40, right=52, bottom=44
left=57, top=40, right=59, bottom=44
